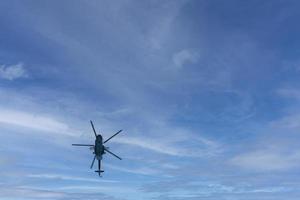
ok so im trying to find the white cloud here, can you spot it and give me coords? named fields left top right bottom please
left=172, top=49, right=199, bottom=69
left=0, top=108, right=75, bottom=136
left=0, top=63, right=28, bottom=80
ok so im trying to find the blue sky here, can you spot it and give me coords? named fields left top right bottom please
left=0, top=0, right=300, bottom=199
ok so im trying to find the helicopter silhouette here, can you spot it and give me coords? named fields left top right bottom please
left=72, top=121, right=122, bottom=176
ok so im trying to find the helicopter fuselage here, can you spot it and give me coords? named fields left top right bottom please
left=94, top=135, right=104, bottom=160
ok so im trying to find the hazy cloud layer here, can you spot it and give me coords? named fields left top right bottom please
left=0, top=0, right=300, bottom=200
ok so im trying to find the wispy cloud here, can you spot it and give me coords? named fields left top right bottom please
left=0, top=63, right=28, bottom=80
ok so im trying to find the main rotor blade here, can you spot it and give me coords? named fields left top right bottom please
left=104, top=148, right=122, bottom=160
left=72, top=144, right=94, bottom=146
left=103, top=130, right=122, bottom=144
left=90, top=120, right=97, bottom=138
left=90, top=155, right=96, bottom=169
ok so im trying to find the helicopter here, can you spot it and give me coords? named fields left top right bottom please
left=72, top=120, right=122, bottom=176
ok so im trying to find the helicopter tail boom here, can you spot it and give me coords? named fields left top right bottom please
left=95, top=160, right=104, bottom=176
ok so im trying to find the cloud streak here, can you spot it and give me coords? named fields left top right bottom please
left=0, top=108, right=75, bottom=136
left=112, top=134, right=221, bottom=157
left=231, top=150, right=300, bottom=171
